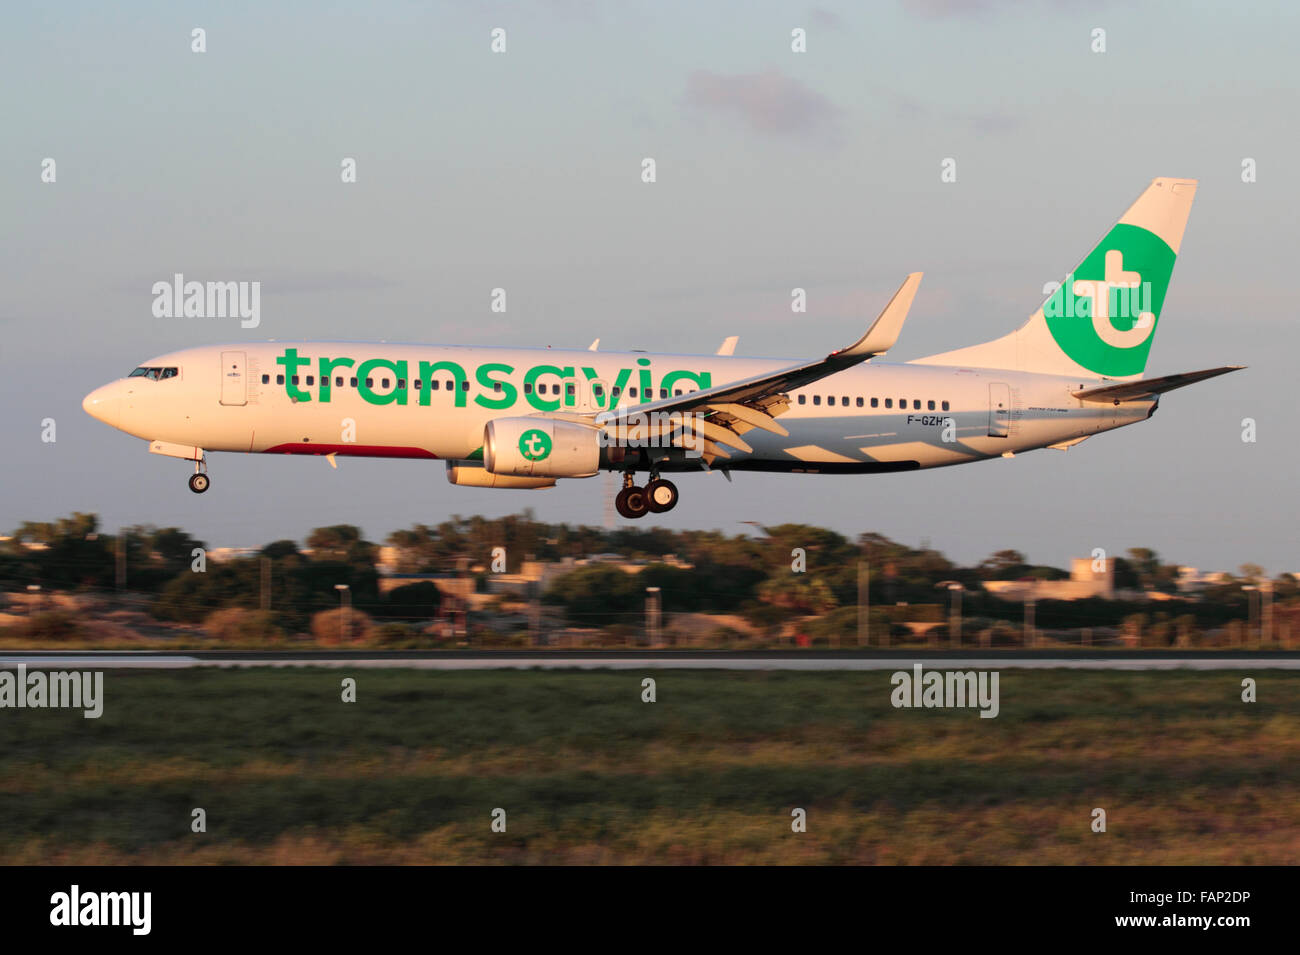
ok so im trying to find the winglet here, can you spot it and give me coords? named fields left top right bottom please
left=833, top=272, right=922, bottom=360
left=716, top=335, right=739, bottom=356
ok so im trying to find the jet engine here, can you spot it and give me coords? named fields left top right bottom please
left=446, top=463, right=556, bottom=489
left=483, top=417, right=601, bottom=478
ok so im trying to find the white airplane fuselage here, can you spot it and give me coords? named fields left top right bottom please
left=82, top=342, right=1152, bottom=474
left=81, top=179, right=1239, bottom=515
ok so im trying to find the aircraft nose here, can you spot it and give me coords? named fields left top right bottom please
left=82, top=384, right=121, bottom=428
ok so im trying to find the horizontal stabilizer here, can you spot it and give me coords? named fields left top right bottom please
left=1072, top=365, right=1244, bottom=402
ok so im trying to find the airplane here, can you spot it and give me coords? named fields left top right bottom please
left=83, top=177, right=1241, bottom=519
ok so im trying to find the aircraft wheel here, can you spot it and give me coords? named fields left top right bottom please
left=615, top=485, right=649, bottom=519
left=645, top=478, right=678, bottom=513
left=188, top=473, right=210, bottom=494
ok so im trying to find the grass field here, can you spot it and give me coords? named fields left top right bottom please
left=1, top=668, right=1297, bottom=864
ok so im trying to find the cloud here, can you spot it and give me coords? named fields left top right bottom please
left=683, top=68, right=843, bottom=143
left=899, top=0, right=1003, bottom=18
left=808, top=7, right=848, bottom=30
left=900, top=0, right=1097, bottom=19
left=966, top=110, right=1022, bottom=135
left=121, top=270, right=398, bottom=297
left=881, top=87, right=1023, bottom=136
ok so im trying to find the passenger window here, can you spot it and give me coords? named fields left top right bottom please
left=431, top=380, right=440, bottom=390
left=398, top=379, right=406, bottom=389
left=493, top=383, right=502, bottom=393
left=612, top=387, right=621, bottom=397
left=942, top=400, right=950, bottom=411
left=366, top=378, right=373, bottom=387
left=856, top=397, right=864, bottom=407
left=798, top=394, right=806, bottom=405
left=276, top=375, right=284, bottom=385
left=841, top=396, right=849, bottom=406
left=885, top=399, right=892, bottom=408
left=524, top=383, right=533, bottom=394
left=928, top=400, right=935, bottom=410
left=674, top=389, right=682, bottom=396
left=445, top=380, right=453, bottom=390
left=813, top=395, right=821, bottom=406
left=381, top=378, right=390, bottom=388
left=350, top=377, right=358, bottom=388
left=261, top=374, right=269, bottom=385
left=336, top=377, right=344, bottom=387
left=913, top=400, right=921, bottom=410
left=659, top=388, right=667, bottom=398
left=629, top=388, right=638, bottom=397
left=291, top=376, right=299, bottom=385
left=306, top=376, right=314, bottom=386
left=413, top=379, right=421, bottom=390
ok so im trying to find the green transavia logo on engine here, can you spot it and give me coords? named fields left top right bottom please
left=1042, top=223, right=1176, bottom=377
left=518, top=429, right=552, bottom=461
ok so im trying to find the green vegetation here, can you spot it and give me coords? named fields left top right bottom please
left=2, top=511, right=1296, bottom=648
left=1, top=668, right=1295, bottom=864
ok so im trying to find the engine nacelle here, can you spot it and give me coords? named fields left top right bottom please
left=446, top=463, right=556, bottom=489
left=483, top=417, right=601, bottom=478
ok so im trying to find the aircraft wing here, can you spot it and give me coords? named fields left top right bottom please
left=592, top=272, right=922, bottom=463
left=1072, top=365, right=1244, bottom=402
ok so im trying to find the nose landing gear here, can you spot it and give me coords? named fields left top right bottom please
left=614, top=472, right=678, bottom=519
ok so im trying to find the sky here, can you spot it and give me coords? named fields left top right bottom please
left=2, top=0, right=1297, bottom=573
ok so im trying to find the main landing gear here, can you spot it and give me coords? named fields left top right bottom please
left=615, top=472, right=678, bottom=519
left=188, top=459, right=210, bottom=494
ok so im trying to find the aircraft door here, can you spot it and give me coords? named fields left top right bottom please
left=220, top=351, right=248, bottom=406
left=584, top=378, right=611, bottom=412
left=988, top=382, right=1010, bottom=437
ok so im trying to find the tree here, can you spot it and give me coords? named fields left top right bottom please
left=1126, top=548, right=1160, bottom=588
left=1238, top=563, right=1266, bottom=583
left=543, top=565, right=642, bottom=628
left=978, top=549, right=1028, bottom=580
left=261, top=539, right=300, bottom=560
left=383, top=581, right=443, bottom=620
left=306, top=525, right=375, bottom=566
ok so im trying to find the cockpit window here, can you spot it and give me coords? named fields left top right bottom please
left=128, top=366, right=179, bottom=380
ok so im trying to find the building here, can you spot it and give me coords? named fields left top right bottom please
left=983, top=558, right=1115, bottom=601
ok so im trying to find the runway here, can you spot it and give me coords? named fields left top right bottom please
left=1, top=650, right=1296, bottom=670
